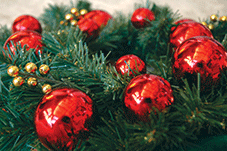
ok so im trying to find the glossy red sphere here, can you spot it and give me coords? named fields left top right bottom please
left=172, top=36, right=227, bottom=91
left=77, top=18, right=100, bottom=38
left=83, top=10, right=112, bottom=28
left=4, top=30, right=43, bottom=56
left=124, top=74, right=174, bottom=122
left=131, top=8, right=155, bottom=29
left=115, top=54, right=146, bottom=76
left=35, top=88, right=93, bottom=150
left=12, top=15, right=42, bottom=33
left=170, top=21, right=213, bottom=53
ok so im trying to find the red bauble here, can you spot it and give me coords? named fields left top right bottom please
left=170, top=21, right=213, bottom=52
left=4, top=30, right=43, bottom=56
left=77, top=18, right=100, bottom=38
left=34, top=88, right=93, bottom=150
left=131, top=8, right=155, bottom=29
left=172, top=36, right=227, bottom=91
left=12, top=15, right=42, bottom=33
left=83, top=10, right=112, bottom=28
left=124, top=74, right=174, bottom=122
left=78, top=10, right=112, bottom=38
left=115, top=54, right=146, bottom=76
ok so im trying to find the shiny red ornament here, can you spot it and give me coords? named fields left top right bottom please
left=172, top=36, right=227, bottom=91
left=34, top=88, right=93, bottom=150
left=124, top=74, right=174, bottom=122
left=83, top=10, right=112, bottom=28
left=12, top=15, right=42, bottom=33
left=78, top=10, right=112, bottom=38
left=77, top=18, right=100, bottom=38
left=115, top=54, right=146, bottom=76
left=3, top=30, right=43, bottom=56
left=131, top=8, right=155, bottom=29
left=170, top=21, right=213, bottom=53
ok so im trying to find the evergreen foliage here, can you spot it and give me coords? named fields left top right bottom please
left=1, top=0, right=227, bottom=150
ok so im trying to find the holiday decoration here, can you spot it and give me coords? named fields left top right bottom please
left=27, top=77, right=37, bottom=86
left=170, top=21, right=213, bottom=53
left=12, top=15, right=42, bottom=33
left=7, top=66, right=19, bottom=77
left=71, top=8, right=79, bottom=15
left=219, top=16, right=227, bottom=22
left=210, top=14, right=218, bottom=22
left=131, top=8, right=155, bottom=28
left=65, top=14, right=74, bottom=21
left=39, top=64, right=50, bottom=75
left=201, top=21, right=207, bottom=27
left=82, top=10, right=112, bottom=28
left=25, top=62, right=37, bottom=73
left=42, top=84, right=52, bottom=94
left=172, top=36, right=227, bottom=91
left=207, top=24, right=214, bottom=30
left=77, top=18, right=99, bottom=38
left=13, top=76, right=24, bottom=86
left=34, top=88, right=93, bottom=150
left=4, top=30, right=43, bottom=56
left=77, top=10, right=112, bottom=38
left=115, top=54, right=146, bottom=76
left=80, top=9, right=88, bottom=16
left=124, top=74, right=174, bottom=122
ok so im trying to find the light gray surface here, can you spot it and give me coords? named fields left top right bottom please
left=0, top=0, right=227, bottom=27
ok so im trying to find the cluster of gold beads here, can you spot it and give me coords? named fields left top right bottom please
left=201, top=14, right=227, bottom=30
left=7, top=63, right=51, bottom=94
left=61, top=8, right=88, bottom=26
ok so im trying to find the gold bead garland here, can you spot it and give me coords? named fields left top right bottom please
left=42, top=84, right=52, bottom=94
left=210, top=14, right=218, bottom=22
left=61, top=8, right=88, bottom=27
left=13, top=76, right=24, bottom=86
left=7, top=66, right=19, bottom=77
left=25, top=62, right=37, bottom=73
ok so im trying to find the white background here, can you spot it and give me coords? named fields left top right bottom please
left=0, top=0, right=227, bottom=27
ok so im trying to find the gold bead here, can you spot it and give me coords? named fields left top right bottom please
left=42, top=84, right=52, bottom=94
left=13, top=76, right=24, bottom=87
left=80, top=9, right=88, bottom=16
left=71, top=8, right=78, bottom=14
left=201, top=21, right=207, bottom=27
left=27, top=77, right=37, bottom=86
left=65, top=14, right=73, bottom=20
left=7, top=66, right=19, bottom=77
left=25, top=62, right=37, bottom=73
left=60, top=20, right=64, bottom=25
left=208, top=24, right=214, bottom=30
left=71, top=20, right=77, bottom=26
left=219, top=16, right=227, bottom=22
left=39, top=64, right=50, bottom=75
left=210, top=14, right=218, bottom=22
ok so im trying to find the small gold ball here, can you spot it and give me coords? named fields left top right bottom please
left=25, top=62, right=37, bottom=73
left=27, top=77, right=37, bottom=86
left=39, top=64, right=50, bottom=75
left=201, top=21, right=207, bottom=27
left=210, top=14, right=218, bottom=22
left=71, top=8, right=78, bottom=14
left=60, top=20, right=64, bottom=25
left=219, top=16, right=227, bottom=22
left=80, top=9, right=88, bottom=16
left=13, top=76, right=24, bottom=87
left=71, top=20, right=77, bottom=26
left=42, top=84, right=52, bottom=94
left=208, top=24, right=214, bottom=30
left=7, top=66, right=19, bottom=77
left=65, top=14, right=73, bottom=20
